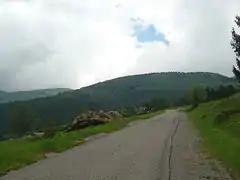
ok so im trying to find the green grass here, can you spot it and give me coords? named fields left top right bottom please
left=0, top=110, right=164, bottom=175
left=187, top=96, right=240, bottom=177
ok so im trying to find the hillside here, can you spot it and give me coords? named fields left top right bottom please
left=0, top=88, right=71, bottom=104
left=79, top=72, right=236, bottom=105
left=188, top=94, right=240, bottom=177
left=0, top=72, right=237, bottom=136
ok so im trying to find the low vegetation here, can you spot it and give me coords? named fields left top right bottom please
left=187, top=95, right=240, bottom=177
left=0, top=110, right=163, bottom=175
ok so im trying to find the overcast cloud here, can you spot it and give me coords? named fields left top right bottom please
left=0, top=0, right=239, bottom=91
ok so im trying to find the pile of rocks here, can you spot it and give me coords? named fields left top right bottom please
left=67, top=110, right=122, bottom=131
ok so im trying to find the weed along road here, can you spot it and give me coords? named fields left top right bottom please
left=1, top=110, right=232, bottom=180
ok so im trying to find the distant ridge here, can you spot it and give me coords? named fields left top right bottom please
left=0, top=88, right=71, bottom=103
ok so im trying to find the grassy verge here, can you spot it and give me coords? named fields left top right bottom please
left=0, top=110, right=164, bottom=175
left=187, top=96, right=240, bottom=177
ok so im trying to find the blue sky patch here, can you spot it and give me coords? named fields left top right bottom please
left=132, top=19, right=169, bottom=46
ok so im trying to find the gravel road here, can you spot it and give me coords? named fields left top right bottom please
left=1, top=110, right=232, bottom=180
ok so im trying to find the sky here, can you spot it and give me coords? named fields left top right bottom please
left=0, top=0, right=240, bottom=91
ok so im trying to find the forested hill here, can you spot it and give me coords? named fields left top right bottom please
left=0, top=72, right=237, bottom=136
left=0, top=88, right=71, bottom=104
left=74, top=72, right=235, bottom=106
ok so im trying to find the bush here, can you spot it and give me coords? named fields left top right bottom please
left=43, top=127, right=59, bottom=138
left=0, top=135, right=5, bottom=141
left=214, top=109, right=240, bottom=124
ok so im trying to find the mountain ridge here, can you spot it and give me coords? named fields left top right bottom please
left=0, top=88, right=71, bottom=104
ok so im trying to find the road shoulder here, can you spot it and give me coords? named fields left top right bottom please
left=170, top=112, right=232, bottom=180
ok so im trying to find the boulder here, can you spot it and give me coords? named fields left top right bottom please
left=107, top=111, right=122, bottom=118
left=67, top=110, right=122, bottom=131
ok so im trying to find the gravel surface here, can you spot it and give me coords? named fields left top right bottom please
left=0, top=110, right=232, bottom=180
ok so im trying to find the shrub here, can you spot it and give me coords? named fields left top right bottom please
left=214, top=109, right=240, bottom=124
left=43, top=127, right=59, bottom=138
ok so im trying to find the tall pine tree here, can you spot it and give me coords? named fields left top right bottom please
left=231, top=16, right=240, bottom=81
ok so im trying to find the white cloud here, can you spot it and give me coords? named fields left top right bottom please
left=0, top=0, right=239, bottom=91
left=127, top=0, right=240, bottom=76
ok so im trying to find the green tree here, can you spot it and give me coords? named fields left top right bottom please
left=188, top=85, right=207, bottom=107
left=231, top=16, right=240, bottom=81
left=141, top=98, right=168, bottom=112
left=7, top=102, right=35, bottom=137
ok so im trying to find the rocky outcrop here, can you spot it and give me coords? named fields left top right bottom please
left=67, top=110, right=122, bottom=131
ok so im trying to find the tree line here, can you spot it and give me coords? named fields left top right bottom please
left=187, top=84, right=238, bottom=108
left=123, top=84, right=238, bottom=116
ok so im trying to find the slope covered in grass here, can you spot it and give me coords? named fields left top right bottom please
left=188, top=95, right=240, bottom=176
